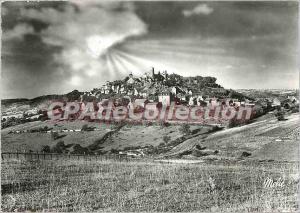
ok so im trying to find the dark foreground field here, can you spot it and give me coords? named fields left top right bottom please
left=1, top=158, right=298, bottom=212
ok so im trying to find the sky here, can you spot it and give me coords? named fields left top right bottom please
left=1, top=1, right=299, bottom=99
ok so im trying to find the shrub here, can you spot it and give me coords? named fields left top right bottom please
left=123, top=146, right=141, bottom=151
left=51, top=132, right=60, bottom=140
left=192, top=150, right=208, bottom=157
left=43, top=126, right=52, bottom=131
left=51, top=141, right=66, bottom=153
left=41, top=145, right=51, bottom=153
left=228, top=118, right=238, bottom=128
left=275, top=110, right=285, bottom=121
left=241, top=151, right=251, bottom=158
left=163, top=136, right=171, bottom=143
left=110, top=149, right=119, bottom=154
left=81, top=124, right=95, bottom=131
left=291, top=107, right=299, bottom=113
left=195, top=144, right=206, bottom=150
left=81, top=124, right=89, bottom=131
left=158, top=142, right=165, bottom=147
left=179, top=150, right=193, bottom=157
left=71, top=144, right=89, bottom=154
left=179, top=124, right=191, bottom=135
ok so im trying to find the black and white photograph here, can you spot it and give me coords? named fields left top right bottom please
left=1, top=0, right=299, bottom=212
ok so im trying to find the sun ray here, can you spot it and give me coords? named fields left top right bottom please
left=105, top=53, right=116, bottom=80
left=114, top=50, right=177, bottom=73
left=113, top=50, right=151, bottom=73
left=107, top=51, right=124, bottom=76
left=120, top=46, right=192, bottom=59
left=108, top=51, right=130, bottom=75
left=110, top=51, right=133, bottom=74
left=120, top=42, right=223, bottom=58
left=112, top=50, right=146, bottom=75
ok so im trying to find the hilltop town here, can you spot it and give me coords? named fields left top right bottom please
left=82, top=67, right=247, bottom=107
left=1, top=69, right=299, bottom=163
left=1, top=68, right=299, bottom=129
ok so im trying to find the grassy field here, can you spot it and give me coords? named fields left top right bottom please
left=1, top=158, right=298, bottom=212
left=1, top=113, right=299, bottom=212
left=194, top=113, right=300, bottom=161
left=2, top=113, right=299, bottom=161
left=1, top=121, right=188, bottom=152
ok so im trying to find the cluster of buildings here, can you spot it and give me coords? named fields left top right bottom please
left=1, top=107, right=43, bottom=122
left=2, top=69, right=298, bottom=125
left=2, top=108, right=24, bottom=121
left=81, top=68, right=229, bottom=107
left=77, top=69, right=299, bottom=116
left=94, top=68, right=169, bottom=97
left=266, top=96, right=299, bottom=109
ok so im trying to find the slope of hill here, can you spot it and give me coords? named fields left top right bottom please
left=2, top=111, right=299, bottom=162
left=2, top=90, right=83, bottom=109
left=2, top=71, right=298, bottom=162
left=168, top=112, right=299, bottom=162
left=236, top=89, right=299, bottom=99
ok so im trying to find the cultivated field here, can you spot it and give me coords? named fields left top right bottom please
left=1, top=158, right=298, bottom=212
left=1, top=121, right=188, bottom=153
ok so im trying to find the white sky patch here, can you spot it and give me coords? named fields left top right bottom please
left=225, top=65, right=233, bottom=69
left=86, top=36, right=106, bottom=58
left=182, top=4, right=214, bottom=17
left=86, top=35, right=124, bottom=58
left=70, top=75, right=81, bottom=86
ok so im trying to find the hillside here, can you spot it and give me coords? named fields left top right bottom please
left=2, top=111, right=299, bottom=162
left=1, top=71, right=299, bottom=162
left=236, top=89, right=299, bottom=100
left=84, top=69, right=250, bottom=102
left=166, top=112, right=299, bottom=162
left=2, top=70, right=258, bottom=131
left=2, top=91, right=83, bottom=109
left=1, top=70, right=248, bottom=113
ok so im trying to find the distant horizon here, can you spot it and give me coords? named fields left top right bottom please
left=2, top=87, right=299, bottom=101
left=1, top=68, right=299, bottom=100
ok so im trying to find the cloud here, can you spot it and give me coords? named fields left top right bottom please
left=18, top=2, right=147, bottom=82
left=2, top=1, right=297, bottom=98
left=182, top=4, right=214, bottom=17
left=2, top=6, right=9, bottom=16
left=2, top=23, right=34, bottom=41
